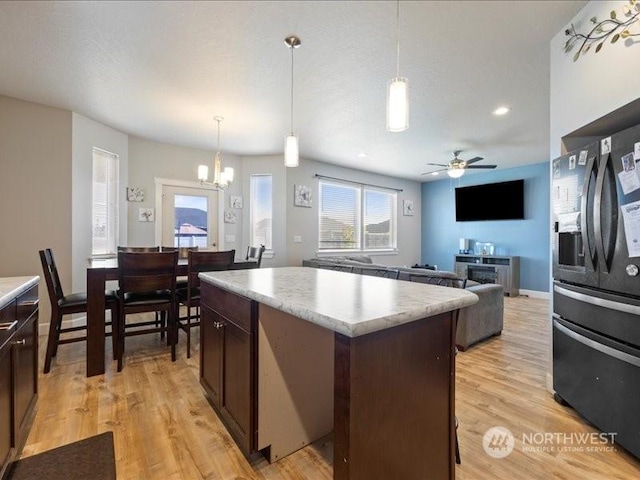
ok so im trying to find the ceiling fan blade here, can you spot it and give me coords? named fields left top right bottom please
left=466, top=165, right=497, bottom=169
left=425, top=163, right=448, bottom=167
left=464, top=156, right=484, bottom=165
left=420, top=168, right=447, bottom=176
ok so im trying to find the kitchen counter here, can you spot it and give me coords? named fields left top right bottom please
left=199, top=266, right=474, bottom=480
left=0, top=276, right=39, bottom=310
left=199, top=266, right=478, bottom=337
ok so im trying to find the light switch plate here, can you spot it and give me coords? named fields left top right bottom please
left=293, top=235, right=302, bottom=243
left=225, top=234, right=235, bottom=243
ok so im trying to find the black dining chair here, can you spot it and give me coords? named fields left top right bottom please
left=176, top=250, right=235, bottom=358
left=116, top=250, right=178, bottom=371
left=245, top=244, right=265, bottom=267
left=39, top=248, right=120, bottom=373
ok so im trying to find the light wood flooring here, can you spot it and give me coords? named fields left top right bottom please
left=23, top=297, right=640, bottom=479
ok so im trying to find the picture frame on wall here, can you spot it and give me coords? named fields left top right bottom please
left=230, top=195, right=243, bottom=209
left=138, top=207, right=155, bottom=222
left=127, top=187, right=145, bottom=202
left=294, top=184, right=312, bottom=207
left=403, top=199, right=414, bottom=216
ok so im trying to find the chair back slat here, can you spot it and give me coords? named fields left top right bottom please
left=118, top=251, right=178, bottom=294
left=187, top=250, right=235, bottom=292
left=39, top=248, right=65, bottom=305
left=245, top=245, right=265, bottom=267
left=118, top=246, right=160, bottom=253
left=161, top=246, right=198, bottom=259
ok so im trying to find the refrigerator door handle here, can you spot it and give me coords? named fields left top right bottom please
left=581, top=155, right=598, bottom=267
left=554, top=284, right=640, bottom=315
left=553, top=317, right=640, bottom=368
left=594, top=153, right=608, bottom=273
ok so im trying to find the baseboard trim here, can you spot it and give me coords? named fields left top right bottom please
left=517, top=289, right=550, bottom=300
left=546, top=372, right=554, bottom=394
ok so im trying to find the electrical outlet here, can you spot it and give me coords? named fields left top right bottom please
left=293, top=235, right=302, bottom=243
left=225, top=234, right=235, bottom=243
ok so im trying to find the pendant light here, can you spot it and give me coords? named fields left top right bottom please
left=387, top=0, right=409, bottom=132
left=198, top=116, right=234, bottom=189
left=284, top=36, right=301, bottom=167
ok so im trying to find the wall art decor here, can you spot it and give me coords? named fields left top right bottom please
left=224, top=210, right=237, bottom=223
left=403, top=199, right=415, bottom=216
left=127, top=187, right=145, bottom=202
left=138, top=207, right=155, bottom=222
left=230, top=195, right=243, bottom=209
left=294, top=184, right=312, bottom=207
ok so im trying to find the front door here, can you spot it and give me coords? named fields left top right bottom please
left=161, top=185, right=219, bottom=250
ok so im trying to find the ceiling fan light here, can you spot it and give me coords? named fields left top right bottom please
left=284, top=134, right=299, bottom=167
left=447, top=167, right=465, bottom=179
left=387, top=77, right=409, bottom=132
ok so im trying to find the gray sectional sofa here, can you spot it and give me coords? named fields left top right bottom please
left=302, top=256, right=504, bottom=350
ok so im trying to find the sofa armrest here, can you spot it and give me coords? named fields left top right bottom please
left=456, top=283, right=504, bottom=350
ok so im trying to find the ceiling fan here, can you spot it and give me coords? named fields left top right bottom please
left=421, top=150, right=497, bottom=178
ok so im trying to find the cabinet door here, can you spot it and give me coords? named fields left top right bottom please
left=221, top=319, right=253, bottom=454
left=0, top=346, right=12, bottom=471
left=12, top=314, right=37, bottom=442
left=494, top=266, right=510, bottom=294
left=200, top=305, right=223, bottom=410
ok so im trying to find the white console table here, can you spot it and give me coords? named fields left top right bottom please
left=454, top=254, right=520, bottom=296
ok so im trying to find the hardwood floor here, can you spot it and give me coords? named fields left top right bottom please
left=23, top=297, right=640, bottom=479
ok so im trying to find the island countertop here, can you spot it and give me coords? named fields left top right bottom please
left=200, top=266, right=478, bottom=337
left=0, top=276, right=39, bottom=310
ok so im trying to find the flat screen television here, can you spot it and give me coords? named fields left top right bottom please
left=455, top=179, right=524, bottom=221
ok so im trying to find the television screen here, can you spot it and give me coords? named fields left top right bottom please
left=455, top=179, right=524, bottom=221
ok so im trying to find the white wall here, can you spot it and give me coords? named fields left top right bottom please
left=0, top=95, right=72, bottom=325
left=127, top=136, right=243, bottom=250
left=550, top=0, right=640, bottom=155
left=71, top=113, right=128, bottom=292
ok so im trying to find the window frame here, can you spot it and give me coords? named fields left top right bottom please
left=91, top=147, right=120, bottom=258
left=317, top=179, right=398, bottom=254
left=249, top=173, right=273, bottom=254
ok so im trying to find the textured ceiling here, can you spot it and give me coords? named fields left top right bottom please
left=0, top=1, right=586, bottom=181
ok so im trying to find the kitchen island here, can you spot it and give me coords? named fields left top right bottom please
left=199, top=267, right=477, bottom=480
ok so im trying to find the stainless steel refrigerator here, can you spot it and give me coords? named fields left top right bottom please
left=552, top=123, right=640, bottom=459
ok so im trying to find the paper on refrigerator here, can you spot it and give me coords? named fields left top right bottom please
left=621, top=200, right=640, bottom=257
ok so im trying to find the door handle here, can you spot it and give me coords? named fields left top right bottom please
left=13, top=339, right=26, bottom=346
left=581, top=155, right=598, bottom=267
left=213, top=321, right=225, bottom=329
left=594, top=153, right=608, bottom=273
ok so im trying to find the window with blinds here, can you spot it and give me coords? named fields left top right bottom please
left=250, top=174, right=273, bottom=250
left=92, top=148, right=119, bottom=256
left=319, top=180, right=397, bottom=252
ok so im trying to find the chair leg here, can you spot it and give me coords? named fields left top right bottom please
left=117, top=311, right=125, bottom=372
left=43, top=312, right=61, bottom=374
left=158, top=311, right=165, bottom=339
left=455, top=416, right=461, bottom=465
left=170, top=308, right=177, bottom=362
left=109, top=306, right=119, bottom=361
left=186, top=305, right=191, bottom=359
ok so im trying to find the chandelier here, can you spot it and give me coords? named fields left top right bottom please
left=198, top=116, right=234, bottom=189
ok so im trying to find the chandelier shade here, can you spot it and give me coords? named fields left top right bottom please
left=198, top=116, right=233, bottom=189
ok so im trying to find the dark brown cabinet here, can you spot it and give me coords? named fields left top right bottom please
left=0, top=282, right=38, bottom=480
left=200, top=283, right=256, bottom=456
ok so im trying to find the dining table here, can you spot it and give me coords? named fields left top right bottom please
left=85, top=256, right=257, bottom=377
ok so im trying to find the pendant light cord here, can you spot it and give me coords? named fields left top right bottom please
left=290, top=44, right=294, bottom=134
left=396, top=0, right=400, bottom=78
